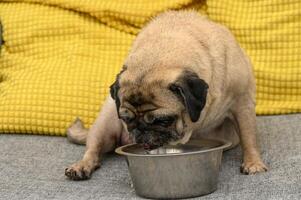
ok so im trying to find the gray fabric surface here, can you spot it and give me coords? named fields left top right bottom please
left=1, top=114, right=301, bottom=200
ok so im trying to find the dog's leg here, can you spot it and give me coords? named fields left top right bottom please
left=65, top=96, right=123, bottom=180
left=232, top=95, right=268, bottom=175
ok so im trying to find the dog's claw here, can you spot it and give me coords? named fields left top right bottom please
left=65, top=162, right=92, bottom=181
left=240, top=160, right=268, bottom=175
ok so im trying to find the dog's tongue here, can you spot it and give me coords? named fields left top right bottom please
left=143, top=143, right=160, bottom=151
left=143, top=143, right=151, bottom=150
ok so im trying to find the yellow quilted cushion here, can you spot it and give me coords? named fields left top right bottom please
left=0, top=0, right=300, bottom=136
left=207, top=0, right=301, bottom=114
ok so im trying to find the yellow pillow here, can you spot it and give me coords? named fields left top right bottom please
left=0, top=0, right=300, bottom=136
left=207, top=0, right=301, bottom=114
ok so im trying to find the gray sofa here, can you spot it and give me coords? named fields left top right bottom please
left=1, top=114, right=301, bottom=200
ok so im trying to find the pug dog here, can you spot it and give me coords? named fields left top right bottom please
left=65, top=11, right=267, bottom=180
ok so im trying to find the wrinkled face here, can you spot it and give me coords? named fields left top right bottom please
left=118, top=89, right=184, bottom=149
left=110, top=67, right=208, bottom=149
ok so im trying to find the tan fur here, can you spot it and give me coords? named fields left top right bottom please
left=66, top=118, right=88, bottom=145
left=65, top=11, right=267, bottom=180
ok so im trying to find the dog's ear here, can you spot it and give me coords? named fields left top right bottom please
left=110, top=65, right=127, bottom=115
left=169, top=70, right=209, bottom=122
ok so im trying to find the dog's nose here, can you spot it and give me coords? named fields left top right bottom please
left=137, top=121, right=147, bottom=131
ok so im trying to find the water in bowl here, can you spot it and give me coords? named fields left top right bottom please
left=145, top=144, right=212, bottom=155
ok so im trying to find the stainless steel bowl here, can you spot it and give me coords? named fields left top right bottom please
left=115, top=139, right=231, bottom=199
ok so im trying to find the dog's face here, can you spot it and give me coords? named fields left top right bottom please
left=110, top=66, right=208, bottom=149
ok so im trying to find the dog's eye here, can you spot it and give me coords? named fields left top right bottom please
left=153, top=116, right=175, bottom=126
left=120, top=115, right=135, bottom=124
left=119, top=109, right=136, bottom=124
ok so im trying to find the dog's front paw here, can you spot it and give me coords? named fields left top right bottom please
left=240, top=160, right=268, bottom=175
left=65, top=160, right=99, bottom=180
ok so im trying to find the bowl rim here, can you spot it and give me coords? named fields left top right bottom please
left=115, top=138, right=232, bottom=157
